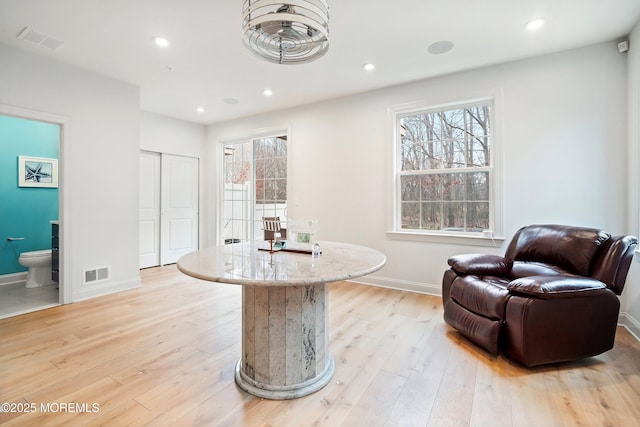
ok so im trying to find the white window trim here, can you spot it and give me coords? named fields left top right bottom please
left=633, top=55, right=640, bottom=255
left=388, top=92, right=505, bottom=246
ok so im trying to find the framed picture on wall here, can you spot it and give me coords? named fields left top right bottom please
left=18, top=156, right=58, bottom=188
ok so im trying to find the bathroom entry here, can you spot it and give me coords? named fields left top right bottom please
left=0, top=114, right=60, bottom=318
left=139, top=151, right=199, bottom=268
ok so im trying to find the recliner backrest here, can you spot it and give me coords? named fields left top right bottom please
left=504, top=224, right=611, bottom=277
left=591, top=235, right=638, bottom=294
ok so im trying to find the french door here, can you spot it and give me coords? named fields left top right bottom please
left=222, top=135, right=288, bottom=243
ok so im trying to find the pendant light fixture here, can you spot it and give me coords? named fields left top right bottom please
left=242, top=0, right=330, bottom=65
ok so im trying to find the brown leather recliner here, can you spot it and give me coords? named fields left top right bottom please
left=442, top=224, right=637, bottom=367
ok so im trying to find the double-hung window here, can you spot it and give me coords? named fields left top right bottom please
left=394, top=98, right=499, bottom=239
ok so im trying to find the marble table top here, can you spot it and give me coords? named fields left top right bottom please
left=177, top=241, right=386, bottom=286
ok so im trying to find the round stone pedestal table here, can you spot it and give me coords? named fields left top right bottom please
left=177, top=241, right=386, bottom=400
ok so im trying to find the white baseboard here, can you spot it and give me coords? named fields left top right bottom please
left=349, top=276, right=640, bottom=345
left=348, top=274, right=441, bottom=297
left=0, top=272, right=28, bottom=286
left=619, top=312, right=640, bottom=342
left=72, top=277, right=141, bottom=302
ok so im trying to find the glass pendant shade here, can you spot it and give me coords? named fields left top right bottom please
left=242, top=0, right=330, bottom=64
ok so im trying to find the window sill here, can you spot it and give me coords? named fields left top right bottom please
left=386, top=231, right=505, bottom=247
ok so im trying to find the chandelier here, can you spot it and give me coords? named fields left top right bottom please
left=242, top=0, right=330, bottom=65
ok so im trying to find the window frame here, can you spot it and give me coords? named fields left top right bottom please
left=389, top=95, right=504, bottom=246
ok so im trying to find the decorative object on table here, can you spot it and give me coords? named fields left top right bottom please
left=288, top=217, right=318, bottom=244
left=242, top=0, right=330, bottom=65
left=260, top=216, right=321, bottom=255
left=262, top=216, right=287, bottom=253
left=18, top=156, right=58, bottom=188
left=297, top=233, right=312, bottom=243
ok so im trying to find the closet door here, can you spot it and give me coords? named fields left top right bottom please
left=160, top=154, right=199, bottom=265
left=139, top=151, right=161, bottom=268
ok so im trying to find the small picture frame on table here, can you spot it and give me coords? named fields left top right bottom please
left=296, top=233, right=314, bottom=244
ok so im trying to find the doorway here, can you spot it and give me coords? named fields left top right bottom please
left=0, top=108, right=67, bottom=319
left=139, top=151, right=199, bottom=268
left=222, top=135, right=288, bottom=243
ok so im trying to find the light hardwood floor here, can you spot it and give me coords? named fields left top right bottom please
left=1, top=265, right=639, bottom=426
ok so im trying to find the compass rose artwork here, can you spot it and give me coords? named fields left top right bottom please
left=18, top=156, right=58, bottom=188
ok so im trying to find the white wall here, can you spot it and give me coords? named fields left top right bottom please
left=206, top=42, right=629, bottom=296
left=624, top=21, right=640, bottom=338
left=1, top=35, right=635, bottom=329
left=140, top=111, right=205, bottom=158
left=139, top=110, right=206, bottom=250
left=0, top=43, right=141, bottom=301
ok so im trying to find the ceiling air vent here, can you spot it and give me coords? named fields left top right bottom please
left=17, top=26, right=64, bottom=51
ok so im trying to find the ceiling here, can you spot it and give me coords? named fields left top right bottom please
left=1, top=1, right=639, bottom=125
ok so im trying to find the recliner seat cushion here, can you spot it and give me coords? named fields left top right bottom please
left=510, top=261, right=575, bottom=278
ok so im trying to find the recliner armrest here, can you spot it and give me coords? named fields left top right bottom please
left=507, top=276, right=607, bottom=299
left=448, top=254, right=513, bottom=276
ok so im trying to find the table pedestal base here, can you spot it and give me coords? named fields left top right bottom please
left=235, top=283, right=334, bottom=400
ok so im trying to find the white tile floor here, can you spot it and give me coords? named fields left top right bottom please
left=0, top=282, right=59, bottom=319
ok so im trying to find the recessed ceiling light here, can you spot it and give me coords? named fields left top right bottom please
left=154, top=37, right=170, bottom=47
left=196, top=107, right=205, bottom=113
left=427, top=40, right=454, bottom=55
left=263, top=89, right=273, bottom=97
left=363, top=63, right=376, bottom=71
left=526, top=18, right=545, bottom=31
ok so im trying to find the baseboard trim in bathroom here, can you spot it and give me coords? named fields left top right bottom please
left=0, top=272, right=28, bottom=287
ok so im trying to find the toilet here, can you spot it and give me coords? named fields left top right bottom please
left=18, top=250, right=54, bottom=288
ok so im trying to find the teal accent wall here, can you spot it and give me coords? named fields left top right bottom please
left=0, top=116, right=59, bottom=276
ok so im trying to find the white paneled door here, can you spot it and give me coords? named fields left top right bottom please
left=139, top=152, right=199, bottom=268
left=160, top=154, right=199, bottom=265
left=139, top=151, right=161, bottom=268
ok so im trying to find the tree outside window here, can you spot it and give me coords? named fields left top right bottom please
left=398, top=101, right=492, bottom=233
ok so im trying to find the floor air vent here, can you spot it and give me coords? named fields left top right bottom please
left=83, top=266, right=110, bottom=285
